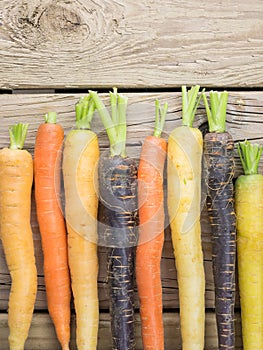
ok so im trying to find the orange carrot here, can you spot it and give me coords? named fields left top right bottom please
left=34, top=112, right=71, bottom=350
left=0, top=123, right=37, bottom=350
left=136, top=100, right=168, bottom=350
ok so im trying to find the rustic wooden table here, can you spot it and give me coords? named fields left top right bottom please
left=1, top=1, right=263, bottom=349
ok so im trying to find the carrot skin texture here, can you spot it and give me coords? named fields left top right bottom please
left=136, top=135, right=167, bottom=350
left=63, top=129, right=99, bottom=350
left=204, top=132, right=236, bottom=350
left=167, top=126, right=205, bottom=350
left=0, top=148, right=37, bottom=350
left=235, top=174, right=263, bottom=349
left=99, top=155, right=138, bottom=350
left=34, top=123, right=71, bottom=350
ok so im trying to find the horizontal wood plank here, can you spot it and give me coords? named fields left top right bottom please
left=0, top=91, right=262, bottom=313
left=0, top=312, right=243, bottom=349
left=0, top=1, right=263, bottom=89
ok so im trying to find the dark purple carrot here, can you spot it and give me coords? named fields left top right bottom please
left=90, top=88, right=138, bottom=350
left=203, top=91, right=236, bottom=350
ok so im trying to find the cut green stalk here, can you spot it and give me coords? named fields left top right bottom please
left=238, top=140, right=263, bottom=175
left=9, top=123, right=29, bottom=150
left=110, top=87, right=118, bottom=125
left=44, top=112, right=57, bottom=124
left=89, top=90, right=117, bottom=151
left=182, top=85, right=204, bottom=127
left=75, top=95, right=96, bottom=130
left=154, top=99, right=168, bottom=138
left=202, top=91, right=229, bottom=132
left=115, top=93, right=128, bottom=156
left=89, top=88, right=127, bottom=157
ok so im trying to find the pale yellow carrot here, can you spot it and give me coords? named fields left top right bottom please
left=167, top=86, right=205, bottom=350
left=0, top=124, right=37, bottom=350
left=63, top=96, right=99, bottom=350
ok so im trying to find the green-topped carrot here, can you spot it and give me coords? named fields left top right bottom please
left=63, top=96, right=100, bottom=350
left=90, top=88, right=138, bottom=350
left=203, top=90, right=236, bottom=350
left=167, top=85, right=205, bottom=349
left=0, top=124, right=37, bottom=350
left=136, top=99, right=168, bottom=350
left=235, top=140, right=263, bottom=350
left=34, top=112, right=71, bottom=350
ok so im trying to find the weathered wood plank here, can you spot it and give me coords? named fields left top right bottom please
left=0, top=1, right=263, bottom=89
left=0, top=312, right=243, bottom=349
left=0, top=92, right=261, bottom=172
left=0, top=91, right=261, bottom=312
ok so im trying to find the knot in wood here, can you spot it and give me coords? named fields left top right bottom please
left=40, top=4, right=82, bottom=34
left=4, top=0, right=91, bottom=49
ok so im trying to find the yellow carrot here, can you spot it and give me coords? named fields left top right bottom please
left=62, top=96, right=99, bottom=349
left=167, top=86, right=205, bottom=349
left=0, top=124, right=37, bottom=350
left=235, top=140, right=263, bottom=350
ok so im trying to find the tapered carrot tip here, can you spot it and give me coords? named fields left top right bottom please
left=62, top=344, right=70, bottom=350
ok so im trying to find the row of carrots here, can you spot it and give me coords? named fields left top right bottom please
left=0, top=86, right=262, bottom=350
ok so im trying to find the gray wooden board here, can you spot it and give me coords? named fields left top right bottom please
left=0, top=1, right=263, bottom=89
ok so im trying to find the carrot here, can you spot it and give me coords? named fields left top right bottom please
left=90, top=88, right=138, bottom=350
left=62, top=96, right=99, bottom=350
left=0, top=123, right=37, bottom=350
left=167, top=85, right=205, bottom=349
left=136, top=99, right=168, bottom=350
left=235, top=140, right=263, bottom=349
left=203, top=90, right=236, bottom=349
left=34, top=112, right=71, bottom=350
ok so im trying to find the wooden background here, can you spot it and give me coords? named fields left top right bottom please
left=1, top=0, right=263, bottom=349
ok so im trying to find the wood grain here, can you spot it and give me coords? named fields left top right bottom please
left=0, top=0, right=263, bottom=89
left=0, top=91, right=262, bottom=313
left=0, top=312, right=243, bottom=349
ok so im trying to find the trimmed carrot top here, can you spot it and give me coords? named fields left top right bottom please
left=44, top=111, right=57, bottom=124
left=238, top=140, right=263, bottom=175
left=182, top=85, right=204, bottom=127
left=75, top=95, right=96, bottom=130
left=202, top=90, right=229, bottom=133
left=89, top=87, right=127, bottom=157
left=9, top=123, right=29, bottom=150
left=153, top=99, right=168, bottom=138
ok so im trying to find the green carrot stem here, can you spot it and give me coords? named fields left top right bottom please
left=182, top=85, right=204, bottom=127
left=89, top=88, right=127, bottom=157
left=9, top=123, right=29, bottom=150
left=110, top=87, right=118, bottom=125
left=115, top=93, right=128, bottom=157
left=238, top=140, right=263, bottom=175
left=202, top=91, right=228, bottom=133
left=153, top=99, right=168, bottom=138
left=75, top=95, right=96, bottom=130
left=44, top=112, right=57, bottom=124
